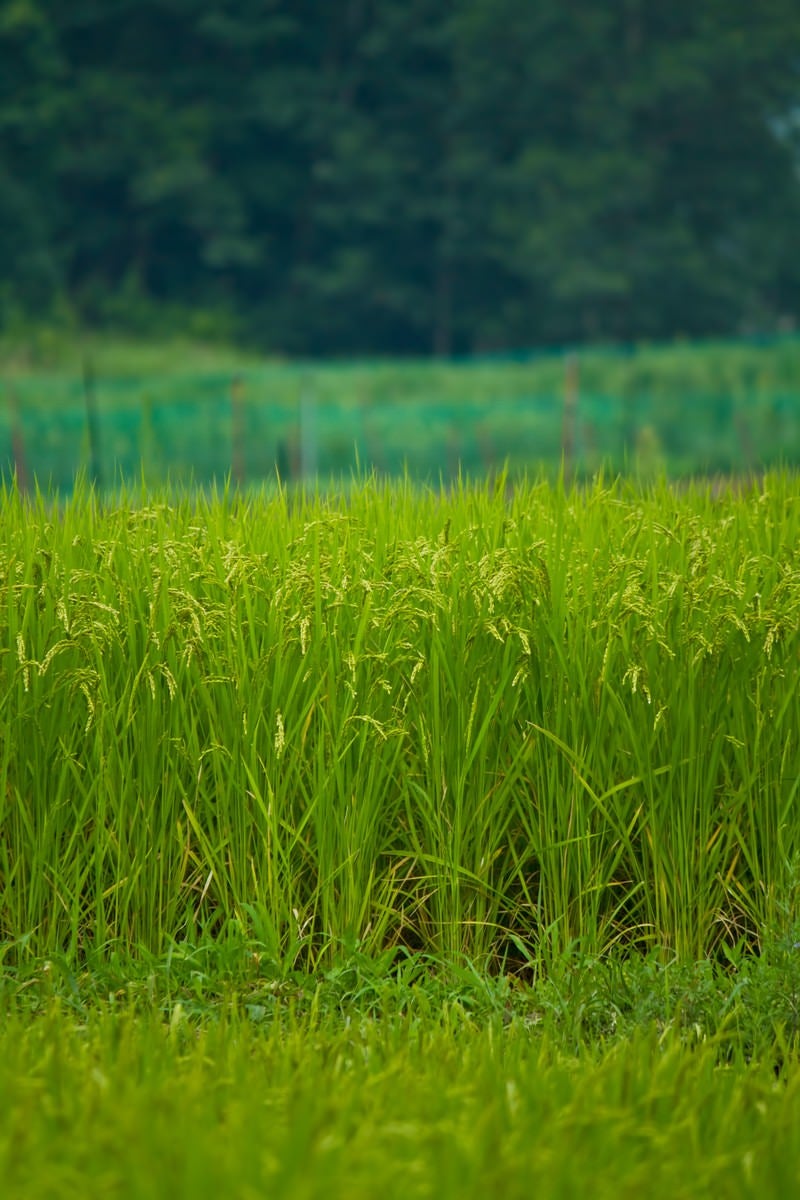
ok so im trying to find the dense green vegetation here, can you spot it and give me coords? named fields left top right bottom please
left=5, top=2, right=800, bottom=1188
left=2, top=472, right=800, bottom=1194
left=3, top=1, right=800, bottom=353
left=4, top=997, right=800, bottom=1200
left=2, top=473, right=798, bottom=967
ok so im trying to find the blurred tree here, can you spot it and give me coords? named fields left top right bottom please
left=448, top=0, right=800, bottom=347
left=0, top=0, right=798, bottom=352
left=0, top=0, right=64, bottom=315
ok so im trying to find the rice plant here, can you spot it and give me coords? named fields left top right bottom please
left=1, top=471, right=798, bottom=971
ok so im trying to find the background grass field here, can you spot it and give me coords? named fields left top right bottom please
left=3, top=334, right=800, bottom=489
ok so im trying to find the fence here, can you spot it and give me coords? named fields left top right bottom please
left=2, top=340, right=800, bottom=492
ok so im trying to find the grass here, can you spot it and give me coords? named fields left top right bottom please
left=2, top=332, right=799, bottom=485
left=2, top=469, right=800, bottom=1195
left=4, top=1001, right=800, bottom=1200
left=3, top=970, right=800, bottom=1199
left=2, top=470, right=799, bottom=968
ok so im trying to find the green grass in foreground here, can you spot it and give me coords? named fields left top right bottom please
left=2, top=993, right=800, bottom=1200
left=4, top=947, right=800, bottom=1196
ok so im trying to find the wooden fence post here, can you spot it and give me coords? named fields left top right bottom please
left=82, top=357, right=102, bottom=490
left=299, top=377, right=318, bottom=480
left=9, top=381, right=30, bottom=495
left=231, top=374, right=245, bottom=487
left=562, top=353, right=579, bottom=481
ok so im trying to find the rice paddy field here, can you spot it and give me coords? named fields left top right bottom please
left=2, top=468, right=800, bottom=1196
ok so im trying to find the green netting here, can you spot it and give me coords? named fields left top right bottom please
left=2, top=347, right=799, bottom=491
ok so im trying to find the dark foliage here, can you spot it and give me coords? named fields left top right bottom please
left=1, top=0, right=799, bottom=353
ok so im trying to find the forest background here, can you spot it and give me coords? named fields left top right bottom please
left=3, top=0, right=800, bottom=359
